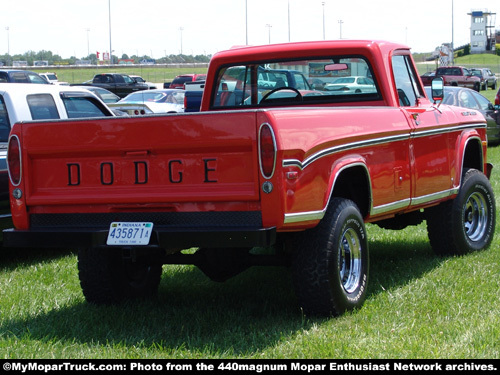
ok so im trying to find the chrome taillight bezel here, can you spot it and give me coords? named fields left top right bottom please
left=258, top=123, right=277, bottom=179
left=7, top=134, right=22, bottom=186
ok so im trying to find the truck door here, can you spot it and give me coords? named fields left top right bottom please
left=391, top=54, right=455, bottom=208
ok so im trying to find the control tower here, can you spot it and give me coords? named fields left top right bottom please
left=468, top=9, right=496, bottom=53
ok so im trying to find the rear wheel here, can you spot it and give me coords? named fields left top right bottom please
left=291, top=198, right=369, bottom=316
left=427, top=169, right=495, bottom=256
left=78, top=247, right=162, bottom=304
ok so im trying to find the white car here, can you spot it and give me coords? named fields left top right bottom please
left=38, top=72, right=69, bottom=85
left=0, top=83, right=115, bottom=220
left=130, top=75, right=157, bottom=90
left=325, top=76, right=377, bottom=94
left=108, top=89, right=185, bottom=115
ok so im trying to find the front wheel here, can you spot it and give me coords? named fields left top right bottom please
left=291, top=198, right=369, bottom=316
left=427, top=169, right=496, bottom=256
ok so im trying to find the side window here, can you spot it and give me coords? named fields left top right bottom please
left=27, top=72, right=49, bottom=84
left=27, top=94, right=60, bottom=120
left=471, top=91, right=492, bottom=111
left=392, top=55, right=423, bottom=107
left=0, top=72, right=8, bottom=83
left=0, top=96, right=11, bottom=142
left=62, top=97, right=110, bottom=118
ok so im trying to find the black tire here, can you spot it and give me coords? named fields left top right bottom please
left=291, top=198, right=369, bottom=316
left=426, top=169, right=496, bottom=256
left=474, top=82, right=481, bottom=92
left=78, top=247, right=162, bottom=304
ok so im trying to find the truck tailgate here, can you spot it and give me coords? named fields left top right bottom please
left=20, top=112, right=260, bottom=208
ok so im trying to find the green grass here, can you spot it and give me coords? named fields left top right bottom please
left=29, top=66, right=208, bottom=86
left=1, top=154, right=499, bottom=359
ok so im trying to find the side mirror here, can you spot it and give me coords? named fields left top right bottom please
left=431, top=77, right=444, bottom=102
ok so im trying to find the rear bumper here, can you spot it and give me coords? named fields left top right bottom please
left=2, top=226, right=277, bottom=250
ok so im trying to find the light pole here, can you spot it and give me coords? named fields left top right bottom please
left=322, top=2, right=325, bottom=40
left=338, top=20, right=343, bottom=39
left=85, top=28, right=90, bottom=58
left=5, top=27, right=9, bottom=65
left=245, top=0, right=248, bottom=45
left=288, top=0, right=291, bottom=42
left=180, top=27, right=184, bottom=54
left=108, top=0, right=112, bottom=64
left=266, top=24, right=272, bottom=44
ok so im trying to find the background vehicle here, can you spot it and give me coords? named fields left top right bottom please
left=0, top=69, right=49, bottom=84
left=130, top=75, right=157, bottom=90
left=166, top=74, right=207, bottom=89
left=72, top=86, right=120, bottom=104
left=423, top=66, right=481, bottom=91
left=324, top=76, right=377, bottom=93
left=108, top=89, right=185, bottom=115
left=77, top=73, right=149, bottom=98
left=38, top=72, right=69, bottom=85
left=470, top=68, right=497, bottom=90
left=0, top=83, right=115, bottom=240
left=425, top=85, right=500, bottom=145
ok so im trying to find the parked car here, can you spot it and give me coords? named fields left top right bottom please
left=72, top=86, right=120, bottom=104
left=108, top=89, right=185, bottom=115
left=130, top=75, right=157, bottom=90
left=425, top=85, right=500, bottom=145
left=0, top=69, right=49, bottom=84
left=0, top=83, right=115, bottom=238
left=38, top=72, right=69, bottom=85
left=324, top=76, right=377, bottom=94
left=166, top=74, right=207, bottom=89
left=470, top=68, right=497, bottom=90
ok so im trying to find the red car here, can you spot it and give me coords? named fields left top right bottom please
left=166, top=74, right=206, bottom=89
left=495, top=86, right=500, bottom=105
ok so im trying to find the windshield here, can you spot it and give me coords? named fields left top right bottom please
left=211, top=56, right=380, bottom=108
left=121, top=90, right=185, bottom=104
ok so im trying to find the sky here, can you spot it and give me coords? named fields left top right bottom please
left=1, top=0, right=499, bottom=59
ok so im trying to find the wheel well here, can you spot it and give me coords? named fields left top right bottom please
left=331, top=166, right=370, bottom=217
left=462, top=138, right=483, bottom=173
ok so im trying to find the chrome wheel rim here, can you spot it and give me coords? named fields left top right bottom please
left=463, top=191, right=488, bottom=242
left=339, top=227, right=362, bottom=294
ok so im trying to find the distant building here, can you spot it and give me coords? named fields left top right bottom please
left=468, top=9, right=496, bottom=53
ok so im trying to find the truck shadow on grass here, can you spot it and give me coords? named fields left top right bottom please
left=1, top=233, right=449, bottom=356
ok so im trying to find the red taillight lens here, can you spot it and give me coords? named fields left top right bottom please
left=259, top=124, right=276, bottom=179
left=7, top=135, right=22, bottom=186
left=495, top=93, right=499, bottom=106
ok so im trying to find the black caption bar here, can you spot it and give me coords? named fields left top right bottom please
left=1, top=359, right=498, bottom=374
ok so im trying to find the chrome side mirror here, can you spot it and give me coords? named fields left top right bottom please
left=431, top=77, right=444, bottom=103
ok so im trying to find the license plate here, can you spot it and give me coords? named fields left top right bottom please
left=106, top=222, right=154, bottom=246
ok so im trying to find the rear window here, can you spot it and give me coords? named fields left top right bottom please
left=27, top=94, right=60, bottom=120
left=172, top=76, right=194, bottom=84
left=211, top=56, right=381, bottom=109
left=62, top=96, right=110, bottom=118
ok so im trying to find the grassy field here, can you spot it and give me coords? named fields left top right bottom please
left=1, top=146, right=499, bottom=359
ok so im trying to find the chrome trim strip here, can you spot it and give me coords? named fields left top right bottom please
left=371, top=198, right=411, bottom=216
left=285, top=188, right=459, bottom=225
left=284, top=209, right=325, bottom=224
left=410, top=187, right=459, bottom=206
left=283, top=123, right=486, bottom=170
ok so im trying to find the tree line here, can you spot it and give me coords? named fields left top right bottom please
left=0, top=50, right=211, bottom=66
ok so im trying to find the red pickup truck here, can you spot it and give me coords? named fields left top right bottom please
left=4, top=40, right=495, bottom=317
left=421, top=66, right=481, bottom=91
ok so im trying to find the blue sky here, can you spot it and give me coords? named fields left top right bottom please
left=1, top=0, right=499, bottom=58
